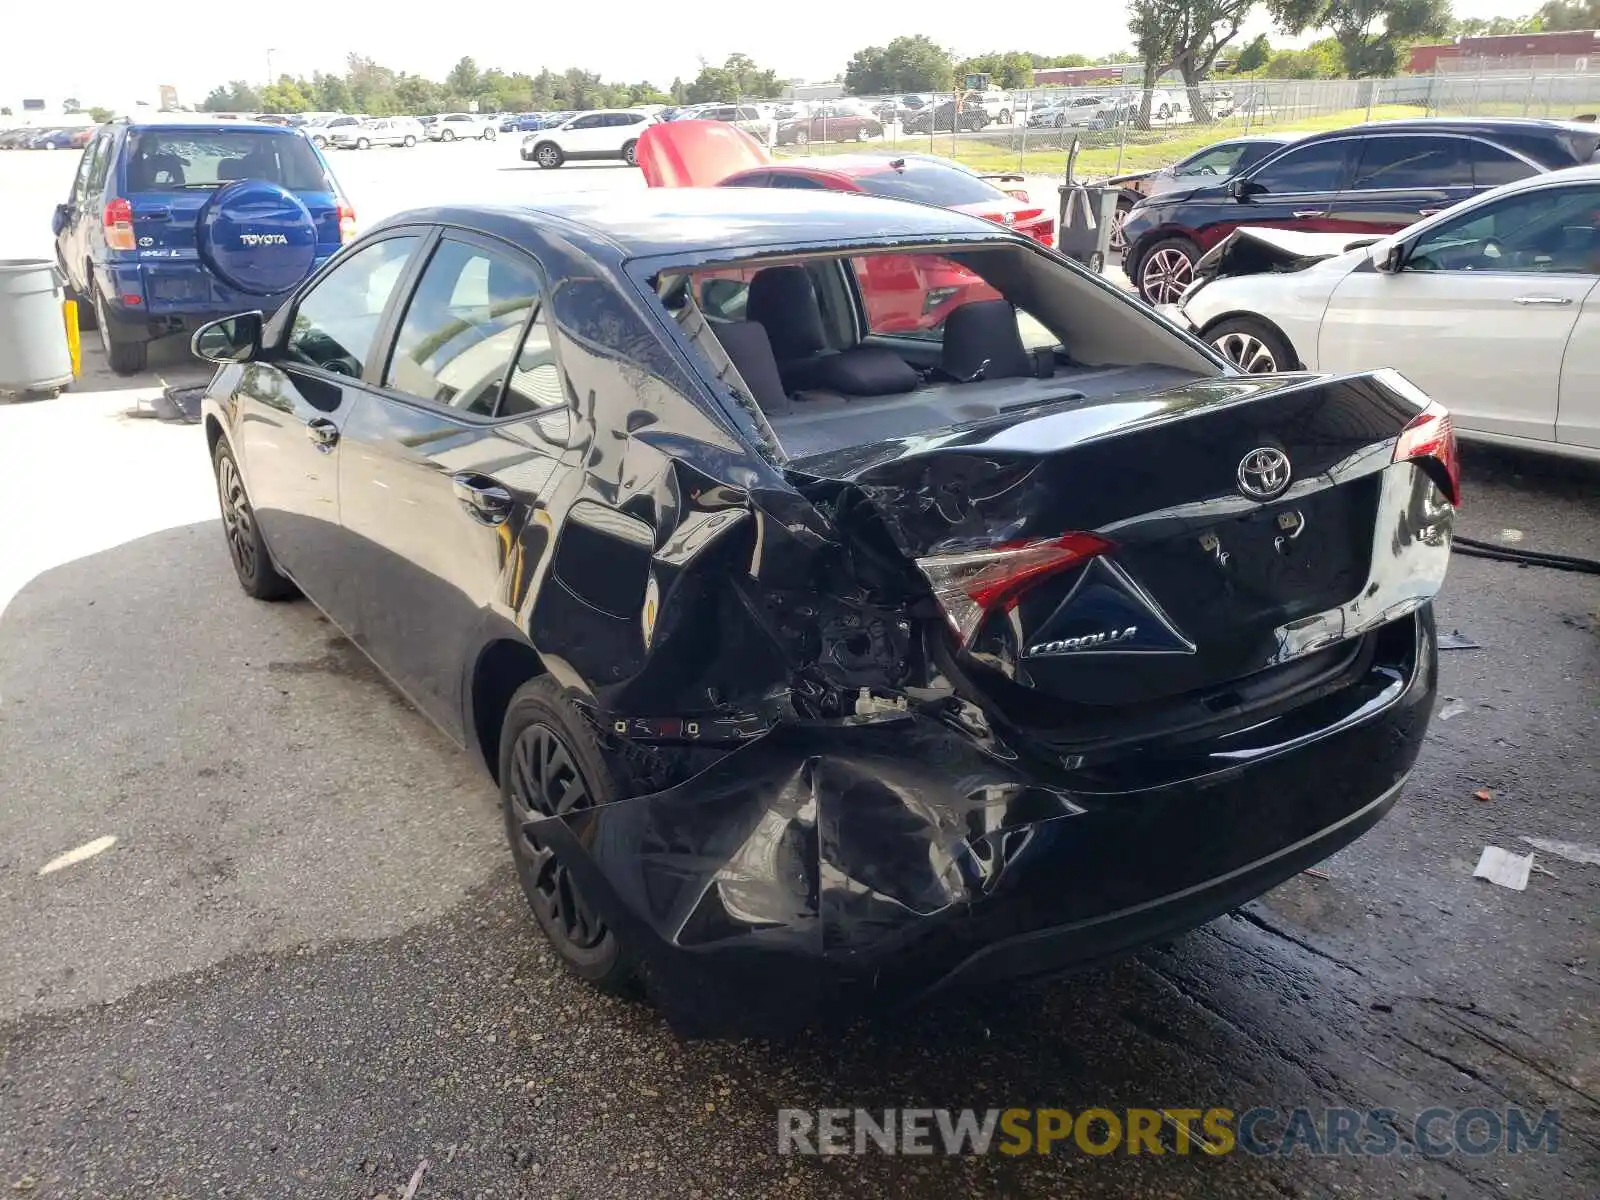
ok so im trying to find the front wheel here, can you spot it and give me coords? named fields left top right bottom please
left=442, top=128, right=456, bottom=142
left=998, top=109, right=1011, bottom=124
left=1206, top=316, right=1298, bottom=374
left=355, top=138, right=370, bottom=150
left=622, top=139, right=638, bottom=167
left=312, top=135, right=328, bottom=149
left=403, top=134, right=416, bottom=147
left=1109, top=195, right=1134, bottom=255
left=213, top=440, right=297, bottom=601
left=794, top=130, right=809, bottom=145
left=483, top=128, right=496, bottom=141
left=534, top=142, right=563, bottom=168
left=1136, top=237, right=1199, bottom=305
left=501, top=678, right=636, bottom=992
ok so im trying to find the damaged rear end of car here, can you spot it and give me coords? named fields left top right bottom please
left=511, top=203, right=1456, bottom=1036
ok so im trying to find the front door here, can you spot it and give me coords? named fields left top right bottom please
left=1222, top=136, right=1360, bottom=245
left=236, top=233, right=423, bottom=617
left=1318, top=182, right=1600, bottom=445
left=336, top=231, right=573, bottom=737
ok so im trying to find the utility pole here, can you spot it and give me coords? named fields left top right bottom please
left=266, top=48, right=278, bottom=86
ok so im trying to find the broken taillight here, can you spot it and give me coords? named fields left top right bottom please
left=1393, top=400, right=1460, bottom=507
left=916, top=532, right=1113, bottom=644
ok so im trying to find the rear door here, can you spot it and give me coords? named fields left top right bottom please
left=337, top=231, right=568, bottom=735
left=1319, top=181, right=1600, bottom=444
left=60, top=131, right=110, bottom=290
left=1329, top=133, right=1476, bottom=234
left=237, top=232, right=424, bottom=620
left=1558, top=278, right=1600, bottom=451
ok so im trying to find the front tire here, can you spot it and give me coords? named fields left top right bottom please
left=355, top=138, right=370, bottom=150
left=442, top=128, right=456, bottom=142
left=483, top=128, right=496, bottom=141
left=998, top=109, right=1012, bottom=124
left=534, top=142, right=563, bottom=168
left=1135, top=236, right=1199, bottom=305
left=500, top=678, right=635, bottom=992
left=1206, top=316, right=1298, bottom=374
left=312, top=135, right=328, bottom=149
left=403, top=134, right=416, bottom=147
left=622, top=139, right=638, bottom=166
left=213, top=440, right=297, bottom=601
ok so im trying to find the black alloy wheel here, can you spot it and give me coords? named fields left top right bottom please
left=213, top=441, right=296, bottom=600
left=501, top=680, right=634, bottom=990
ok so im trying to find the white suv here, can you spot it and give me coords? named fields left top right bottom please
left=522, top=110, right=653, bottom=168
left=302, top=114, right=369, bottom=148
left=428, top=113, right=498, bottom=142
left=329, top=117, right=424, bottom=149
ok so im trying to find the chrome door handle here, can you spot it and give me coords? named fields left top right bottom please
left=451, top=474, right=513, bottom=524
left=1292, top=210, right=1327, bottom=218
left=1512, top=295, right=1573, bottom=306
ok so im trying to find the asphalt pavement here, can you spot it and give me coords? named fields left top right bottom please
left=0, top=140, right=1595, bottom=1200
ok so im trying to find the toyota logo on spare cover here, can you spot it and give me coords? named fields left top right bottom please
left=1237, top=446, right=1292, bottom=501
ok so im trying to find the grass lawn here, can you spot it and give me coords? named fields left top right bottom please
left=777, top=104, right=1439, bottom=178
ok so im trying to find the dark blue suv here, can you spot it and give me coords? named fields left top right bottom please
left=52, top=121, right=354, bottom=374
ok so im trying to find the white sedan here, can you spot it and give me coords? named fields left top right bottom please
left=1174, top=165, right=1600, bottom=463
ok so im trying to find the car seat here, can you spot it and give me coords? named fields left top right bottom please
left=744, top=265, right=918, bottom=397
left=939, top=298, right=1035, bottom=382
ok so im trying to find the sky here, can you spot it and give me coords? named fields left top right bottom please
left=1, top=0, right=1545, bottom=109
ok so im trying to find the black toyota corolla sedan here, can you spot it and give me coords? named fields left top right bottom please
left=193, top=188, right=1456, bottom=1036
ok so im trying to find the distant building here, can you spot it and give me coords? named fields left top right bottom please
left=784, top=81, right=845, bottom=101
left=1407, top=29, right=1600, bottom=72
left=1032, top=65, right=1133, bottom=88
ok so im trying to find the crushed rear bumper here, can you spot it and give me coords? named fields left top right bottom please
left=529, top=607, right=1437, bottom=1037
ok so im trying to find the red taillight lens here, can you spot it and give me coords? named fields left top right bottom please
left=103, top=197, right=135, bottom=251
left=916, top=532, right=1114, bottom=644
left=337, top=201, right=357, bottom=244
left=1393, top=400, right=1460, bottom=507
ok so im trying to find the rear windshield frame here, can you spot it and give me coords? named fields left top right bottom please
left=847, top=163, right=1011, bottom=207
left=122, top=129, right=333, bottom=193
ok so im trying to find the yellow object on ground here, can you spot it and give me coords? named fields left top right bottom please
left=62, top=299, right=81, bottom=378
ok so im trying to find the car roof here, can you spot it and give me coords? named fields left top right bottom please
left=390, top=188, right=1001, bottom=258
left=124, top=121, right=304, bottom=135
left=1307, top=116, right=1597, bottom=139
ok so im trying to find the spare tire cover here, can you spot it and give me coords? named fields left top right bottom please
left=199, top=180, right=319, bottom=296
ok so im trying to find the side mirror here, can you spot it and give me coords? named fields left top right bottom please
left=192, top=312, right=264, bottom=365
left=1229, top=177, right=1260, bottom=200
left=51, top=203, right=72, bottom=235
left=1369, top=240, right=1404, bottom=273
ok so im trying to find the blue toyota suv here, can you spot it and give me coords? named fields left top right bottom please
left=52, top=120, right=355, bottom=374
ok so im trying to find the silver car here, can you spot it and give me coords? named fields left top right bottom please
left=329, top=117, right=424, bottom=149
left=428, top=113, right=498, bottom=142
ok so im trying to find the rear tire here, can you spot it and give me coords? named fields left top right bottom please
left=403, top=134, right=416, bottom=147
left=483, top=128, right=496, bottom=141
left=442, top=128, right=456, bottom=142
left=500, top=678, right=636, bottom=993
left=1135, top=236, right=1200, bottom=305
left=355, top=137, right=370, bottom=150
left=1205, top=316, right=1298, bottom=374
left=212, top=439, right=297, bottom=601
left=93, top=287, right=147, bottom=375
left=622, top=139, right=638, bottom=167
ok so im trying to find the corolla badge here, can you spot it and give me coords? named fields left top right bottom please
left=1237, top=446, right=1292, bottom=501
left=1026, top=626, right=1137, bottom=657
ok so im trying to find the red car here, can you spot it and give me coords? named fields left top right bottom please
left=637, top=120, right=1055, bottom=335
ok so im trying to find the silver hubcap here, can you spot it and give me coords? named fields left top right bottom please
left=218, top=455, right=258, bottom=580
left=537, top=146, right=558, bottom=165
left=1141, top=247, right=1193, bottom=304
left=1109, top=207, right=1129, bottom=253
left=1214, top=331, right=1279, bottom=373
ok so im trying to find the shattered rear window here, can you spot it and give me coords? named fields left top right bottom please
left=123, top=131, right=331, bottom=192
left=849, top=163, right=1009, bottom=207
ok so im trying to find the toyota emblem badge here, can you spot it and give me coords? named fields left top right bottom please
left=1237, top=447, right=1292, bottom=501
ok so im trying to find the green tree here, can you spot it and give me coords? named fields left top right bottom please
left=87, top=106, right=114, bottom=123
left=203, top=81, right=263, bottom=112
left=446, top=56, right=482, bottom=100
left=844, top=35, right=955, bottom=94
left=1235, top=32, right=1272, bottom=71
left=1268, top=0, right=1452, bottom=77
left=259, top=75, right=314, bottom=114
left=1128, top=0, right=1256, bottom=122
left=957, top=51, right=1036, bottom=88
left=393, top=73, right=444, bottom=114
left=312, top=72, right=352, bottom=112
left=1033, top=52, right=1092, bottom=68
left=1534, top=0, right=1600, bottom=29
left=682, top=53, right=782, bottom=103
left=1262, top=37, right=1345, bottom=77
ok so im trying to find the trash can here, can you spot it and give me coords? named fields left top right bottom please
left=0, top=259, right=74, bottom=397
left=1056, top=183, right=1121, bottom=274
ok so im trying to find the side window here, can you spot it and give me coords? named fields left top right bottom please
left=384, top=238, right=543, bottom=415
left=70, top=143, right=96, bottom=203
left=769, top=173, right=827, bottom=189
left=88, top=136, right=113, bottom=192
left=1473, top=142, right=1538, bottom=188
left=1407, top=185, right=1600, bottom=275
left=1248, top=140, right=1354, bottom=194
left=286, top=235, right=420, bottom=375
left=1350, top=137, right=1470, bottom=191
left=1176, top=142, right=1250, bottom=177
left=570, top=114, right=603, bottom=129
left=722, top=171, right=773, bottom=188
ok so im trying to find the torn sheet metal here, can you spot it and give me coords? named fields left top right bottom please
left=1191, top=227, right=1383, bottom=287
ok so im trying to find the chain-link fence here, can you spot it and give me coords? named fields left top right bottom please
left=750, top=71, right=1600, bottom=181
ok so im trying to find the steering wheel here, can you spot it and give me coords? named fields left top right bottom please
left=1194, top=164, right=1219, bottom=175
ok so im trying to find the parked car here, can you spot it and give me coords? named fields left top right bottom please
left=30, top=128, right=81, bottom=150
left=1170, top=165, right=1600, bottom=461
left=776, top=104, right=883, bottom=146
left=428, top=113, right=498, bottom=142
left=693, top=104, right=778, bottom=146
left=329, top=117, right=424, bottom=149
left=301, top=115, right=369, bottom=148
left=190, top=185, right=1455, bottom=1036
left=521, top=109, right=652, bottom=167
left=1099, top=133, right=1304, bottom=252
left=51, top=120, right=354, bottom=374
left=902, top=99, right=991, bottom=134
left=0, top=128, right=32, bottom=149
left=1122, top=117, right=1600, bottom=303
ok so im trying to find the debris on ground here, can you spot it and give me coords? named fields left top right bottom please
left=1302, top=867, right=1331, bottom=880
left=1438, top=629, right=1482, bottom=650
left=126, top=384, right=205, bottom=424
left=1499, top=528, right=1525, bottom=543
left=1436, top=698, right=1467, bottom=721
left=399, top=1159, right=428, bottom=1200
left=1474, top=788, right=1495, bottom=802
left=1519, top=837, right=1600, bottom=867
left=1473, top=846, right=1534, bottom=891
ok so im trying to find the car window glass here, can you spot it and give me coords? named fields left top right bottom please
left=1473, top=142, right=1538, bottom=188
left=88, top=137, right=114, bottom=191
left=123, top=130, right=329, bottom=192
left=1406, top=185, right=1600, bottom=275
left=385, top=238, right=543, bottom=414
left=286, top=235, right=420, bottom=375
left=1176, top=142, right=1250, bottom=176
left=1351, top=137, right=1470, bottom=191
left=70, top=144, right=95, bottom=203
left=849, top=253, right=1048, bottom=346
left=1248, top=140, right=1352, bottom=194
left=769, top=173, right=827, bottom=189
